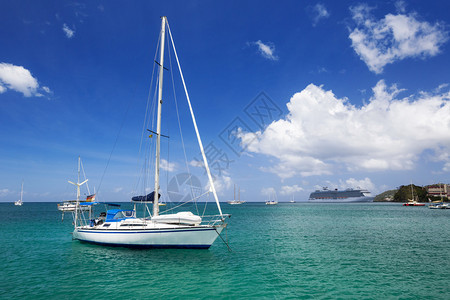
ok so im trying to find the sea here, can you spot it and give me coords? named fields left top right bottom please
left=1, top=202, right=449, bottom=299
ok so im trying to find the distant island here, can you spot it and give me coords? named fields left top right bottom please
left=375, top=183, right=449, bottom=202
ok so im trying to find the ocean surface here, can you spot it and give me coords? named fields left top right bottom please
left=1, top=202, right=449, bottom=299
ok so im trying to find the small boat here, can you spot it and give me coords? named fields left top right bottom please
left=58, top=200, right=92, bottom=212
left=429, top=184, right=449, bottom=209
left=14, top=180, right=24, bottom=206
left=289, top=194, right=295, bottom=203
left=58, top=157, right=97, bottom=213
left=403, top=202, right=425, bottom=206
left=429, top=202, right=449, bottom=209
left=403, top=182, right=425, bottom=206
left=265, top=191, right=278, bottom=205
left=228, top=185, right=245, bottom=205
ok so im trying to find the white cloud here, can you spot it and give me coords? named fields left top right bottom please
left=0, top=188, right=11, bottom=197
left=261, top=187, right=276, bottom=196
left=205, top=174, right=232, bottom=196
left=395, top=1, right=407, bottom=14
left=42, top=86, right=51, bottom=94
left=252, top=40, right=279, bottom=61
left=340, top=177, right=375, bottom=191
left=280, top=184, right=303, bottom=195
left=311, top=4, right=330, bottom=27
left=430, top=147, right=450, bottom=173
left=113, top=187, right=123, bottom=193
left=0, top=63, right=41, bottom=97
left=238, top=80, right=450, bottom=178
left=63, top=23, right=75, bottom=38
left=160, top=159, right=176, bottom=172
left=443, top=162, right=450, bottom=172
left=189, top=160, right=204, bottom=168
left=349, top=4, right=448, bottom=73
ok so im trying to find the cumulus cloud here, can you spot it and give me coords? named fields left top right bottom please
left=238, top=80, right=450, bottom=178
left=113, top=187, right=123, bottom=193
left=0, top=188, right=11, bottom=197
left=42, top=86, right=52, bottom=94
left=62, top=23, right=75, bottom=38
left=205, top=174, right=232, bottom=195
left=189, top=159, right=204, bottom=168
left=310, top=3, right=330, bottom=27
left=280, top=184, right=303, bottom=195
left=349, top=4, right=448, bottom=73
left=261, top=187, right=276, bottom=196
left=251, top=40, right=279, bottom=61
left=0, top=63, right=47, bottom=97
left=340, top=177, right=375, bottom=191
left=160, top=159, right=176, bottom=172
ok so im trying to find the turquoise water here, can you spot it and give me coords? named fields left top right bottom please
left=1, top=202, right=449, bottom=299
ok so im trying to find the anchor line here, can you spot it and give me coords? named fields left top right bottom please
left=214, top=226, right=232, bottom=252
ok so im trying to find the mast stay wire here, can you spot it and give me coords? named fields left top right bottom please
left=166, top=28, right=201, bottom=216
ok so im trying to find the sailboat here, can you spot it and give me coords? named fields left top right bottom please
left=58, top=156, right=96, bottom=213
left=228, top=185, right=245, bottom=205
left=71, top=17, right=229, bottom=249
left=403, top=182, right=425, bottom=206
left=265, top=191, right=278, bottom=205
left=14, top=180, right=24, bottom=206
left=429, top=183, right=449, bottom=209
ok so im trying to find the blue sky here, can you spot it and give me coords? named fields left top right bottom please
left=1, top=0, right=450, bottom=203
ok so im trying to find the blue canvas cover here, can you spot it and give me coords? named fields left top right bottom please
left=131, top=191, right=160, bottom=202
left=105, top=209, right=135, bottom=222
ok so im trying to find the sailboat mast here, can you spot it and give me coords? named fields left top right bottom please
left=153, top=16, right=166, bottom=217
left=20, top=180, right=23, bottom=202
left=77, top=156, right=81, bottom=201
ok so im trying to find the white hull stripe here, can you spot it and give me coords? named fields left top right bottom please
left=76, top=228, right=216, bottom=234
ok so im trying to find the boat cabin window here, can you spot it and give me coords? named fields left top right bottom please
left=105, top=209, right=135, bottom=222
left=121, top=211, right=135, bottom=218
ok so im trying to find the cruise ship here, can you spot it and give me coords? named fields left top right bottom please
left=309, top=188, right=374, bottom=203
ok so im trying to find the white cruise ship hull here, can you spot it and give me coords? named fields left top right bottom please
left=73, top=223, right=224, bottom=249
left=308, top=196, right=374, bottom=203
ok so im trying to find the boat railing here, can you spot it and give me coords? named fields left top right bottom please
left=201, top=214, right=231, bottom=226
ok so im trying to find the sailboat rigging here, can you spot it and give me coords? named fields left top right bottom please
left=58, top=156, right=96, bottom=214
left=403, top=182, right=425, bottom=206
left=71, top=17, right=229, bottom=249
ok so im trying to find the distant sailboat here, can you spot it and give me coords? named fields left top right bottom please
left=14, top=180, right=24, bottom=206
left=265, top=191, right=278, bottom=205
left=289, top=194, right=295, bottom=203
left=429, top=183, right=449, bottom=209
left=228, top=185, right=245, bottom=205
left=403, top=182, right=425, bottom=206
left=58, top=156, right=96, bottom=213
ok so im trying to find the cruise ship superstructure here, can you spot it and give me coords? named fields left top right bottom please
left=309, top=188, right=374, bottom=203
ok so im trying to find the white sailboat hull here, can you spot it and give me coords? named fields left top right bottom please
left=73, top=223, right=225, bottom=249
left=58, top=203, right=90, bottom=212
